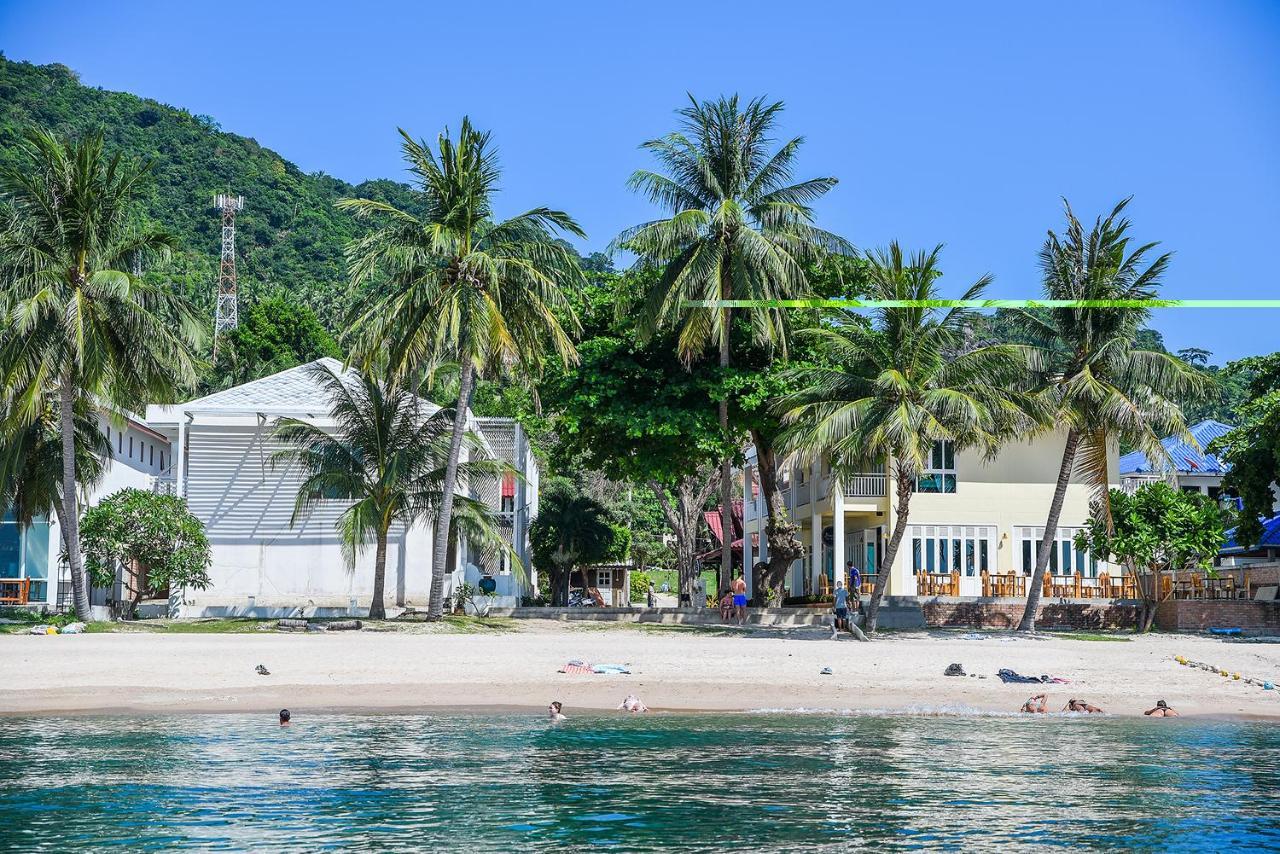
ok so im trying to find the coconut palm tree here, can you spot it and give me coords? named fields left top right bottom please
left=779, top=244, right=1036, bottom=632
left=615, top=94, right=849, bottom=593
left=0, top=129, right=204, bottom=620
left=0, top=392, right=111, bottom=537
left=339, top=119, right=585, bottom=619
left=273, top=362, right=512, bottom=620
left=1013, top=199, right=1207, bottom=632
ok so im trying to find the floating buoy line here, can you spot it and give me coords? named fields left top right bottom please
left=1175, top=656, right=1276, bottom=691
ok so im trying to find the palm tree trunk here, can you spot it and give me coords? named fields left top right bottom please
left=370, top=524, right=388, bottom=620
left=717, top=316, right=734, bottom=595
left=58, top=380, right=91, bottom=620
left=428, top=357, right=475, bottom=620
left=864, top=470, right=913, bottom=634
left=1018, top=427, right=1081, bottom=632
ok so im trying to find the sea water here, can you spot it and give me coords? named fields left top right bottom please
left=0, top=712, right=1277, bottom=851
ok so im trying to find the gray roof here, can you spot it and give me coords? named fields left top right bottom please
left=173, top=358, right=356, bottom=414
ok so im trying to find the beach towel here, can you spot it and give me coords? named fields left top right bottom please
left=592, top=664, right=631, bottom=674
left=997, top=668, right=1069, bottom=684
left=559, top=660, right=594, bottom=675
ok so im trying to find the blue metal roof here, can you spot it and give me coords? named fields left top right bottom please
left=1222, top=513, right=1280, bottom=552
left=1118, top=419, right=1234, bottom=476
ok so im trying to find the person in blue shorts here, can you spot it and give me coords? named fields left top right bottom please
left=732, top=574, right=748, bottom=626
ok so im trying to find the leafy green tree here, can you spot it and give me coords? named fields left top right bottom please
left=0, top=128, right=203, bottom=620
left=340, top=119, right=585, bottom=619
left=1208, top=353, right=1280, bottom=544
left=272, top=362, right=508, bottom=619
left=1074, top=483, right=1224, bottom=631
left=779, top=244, right=1033, bottom=632
left=529, top=478, right=617, bottom=606
left=539, top=274, right=735, bottom=601
left=616, top=94, right=848, bottom=592
left=206, top=295, right=340, bottom=390
left=1010, top=199, right=1206, bottom=632
left=1177, top=347, right=1211, bottom=368
left=81, top=488, right=212, bottom=619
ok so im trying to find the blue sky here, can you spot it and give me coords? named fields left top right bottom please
left=3, top=0, right=1279, bottom=363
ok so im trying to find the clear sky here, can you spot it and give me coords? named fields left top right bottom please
left=3, top=0, right=1279, bottom=363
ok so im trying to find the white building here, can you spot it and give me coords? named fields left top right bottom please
left=3, top=359, right=537, bottom=616
left=740, top=428, right=1119, bottom=598
left=1118, top=419, right=1233, bottom=498
left=1, top=410, right=166, bottom=610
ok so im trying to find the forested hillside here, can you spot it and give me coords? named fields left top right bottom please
left=0, top=54, right=414, bottom=330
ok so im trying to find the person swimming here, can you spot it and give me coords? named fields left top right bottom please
left=1144, top=700, right=1179, bottom=717
left=548, top=701, right=566, bottom=722
left=279, top=709, right=291, bottom=726
left=618, top=694, right=649, bottom=713
left=1020, top=694, right=1048, bottom=713
left=1064, top=698, right=1104, bottom=713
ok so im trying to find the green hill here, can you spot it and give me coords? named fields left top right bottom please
left=0, top=54, right=415, bottom=332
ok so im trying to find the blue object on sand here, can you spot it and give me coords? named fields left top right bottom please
left=1208, top=627, right=1243, bottom=636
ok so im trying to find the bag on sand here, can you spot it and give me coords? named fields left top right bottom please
left=944, top=663, right=966, bottom=677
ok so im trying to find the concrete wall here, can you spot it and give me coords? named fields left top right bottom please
left=1155, top=599, right=1280, bottom=633
left=921, top=598, right=1139, bottom=630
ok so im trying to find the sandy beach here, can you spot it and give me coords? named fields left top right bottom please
left=2, top=622, right=1278, bottom=718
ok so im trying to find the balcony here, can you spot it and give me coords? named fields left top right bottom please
left=843, top=474, right=887, bottom=498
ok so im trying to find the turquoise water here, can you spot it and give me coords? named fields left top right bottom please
left=1, top=713, right=1278, bottom=851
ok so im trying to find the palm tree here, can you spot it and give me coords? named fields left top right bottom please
left=273, top=362, right=511, bottom=620
left=0, top=392, right=111, bottom=536
left=529, top=480, right=615, bottom=606
left=616, top=94, right=849, bottom=593
left=0, top=129, right=204, bottom=620
left=339, top=119, right=585, bottom=619
left=1014, top=199, right=1206, bottom=632
left=779, top=244, right=1034, bottom=632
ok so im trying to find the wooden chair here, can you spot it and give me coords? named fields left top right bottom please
left=1190, top=574, right=1205, bottom=600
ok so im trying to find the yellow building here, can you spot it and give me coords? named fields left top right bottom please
left=740, top=428, right=1119, bottom=599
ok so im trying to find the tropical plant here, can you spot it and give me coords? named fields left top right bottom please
left=80, top=488, right=212, bottom=619
left=272, top=362, right=511, bottom=619
left=615, top=94, right=849, bottom=594
left=1011, top=199, right=1207, bottom=632
left=0, top=392, right=111, bottom=530
left=529, top=479, right=617, bottom=606
left=1208, top=353, right=1280, bottom=544
left=1074, top=483, right=1224, bottom=632
left=779, top=244, right=1034, bottom=632
left=0, top=128, right=204, bottom=620
left=339, top=119, right=585, bottom=618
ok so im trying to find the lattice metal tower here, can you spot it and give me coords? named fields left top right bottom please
left=212, top=193, right=244, bottom=358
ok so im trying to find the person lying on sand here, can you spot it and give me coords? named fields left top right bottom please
left=548, top=701, right=566, bottom=722
left=1144, top=700, right=1179, bottom=717
left=1064, top=699, right=1104, bottom=713
left=618, top=695, right=649, bottom=713
left=1020, top=694, right=1048, bottom=713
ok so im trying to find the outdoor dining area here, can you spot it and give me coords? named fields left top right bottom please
left=909, top=567, right=1256, bottom=601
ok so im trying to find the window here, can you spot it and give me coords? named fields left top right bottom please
left=1016, top=526, right=1098, bottom=577
left=914, top=441, right=956, bottom=493
left=1181, top=485, right=1202, bottom=495
left=159, top=452, right=166, bottom=472
left=596, top=569, right=612, bottom=588
left=909, top=525, right=993, bottom=577
left=150, top=446, right=155, bottom=467
left=118, top=432, right=123, bottom=454
left=128, top=436, right=134, bottom=458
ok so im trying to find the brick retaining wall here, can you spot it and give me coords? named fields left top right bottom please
left=1154, top=599, right=1280, bottom=632
left=921, top=599, right=1139, bottom=630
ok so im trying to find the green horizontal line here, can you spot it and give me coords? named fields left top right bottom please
left=683, top=299, right=1280, bottom=309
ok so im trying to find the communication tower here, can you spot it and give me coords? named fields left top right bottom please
left=212, top=193, right=244, bottom=358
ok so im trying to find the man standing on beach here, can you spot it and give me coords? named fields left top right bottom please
left=847, top=561, right=861, bottom=612
left=732, top=574, right=748, bottom=626
left=833, top=581, right=849, bottom=636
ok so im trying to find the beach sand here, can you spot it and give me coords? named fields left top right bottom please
left=3, top=622, right=1278, bottom=718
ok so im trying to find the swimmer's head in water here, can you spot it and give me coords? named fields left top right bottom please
left=279, top=709, right=291, bottom=723
left=550, top=701, right=563, bottom=713
left=1156, top=700, right=1168, bottom=708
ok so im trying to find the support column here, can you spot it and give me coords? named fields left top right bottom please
left=810, top=505, right=822, bottom=597
left=175, top=417, right=187, bottom=500
left=832, top=476, right=845, bottom=592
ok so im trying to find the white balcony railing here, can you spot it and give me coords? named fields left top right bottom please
left=1120, top=474, right=1177, bottom=495
left=843, top=474, right=887, bottom=499
left=151, top=475, right=177, bottom=497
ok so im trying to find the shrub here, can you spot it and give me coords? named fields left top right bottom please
left=630, top=570, right=651, bottom=603
left=81, top=488, right=211, bottom=618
